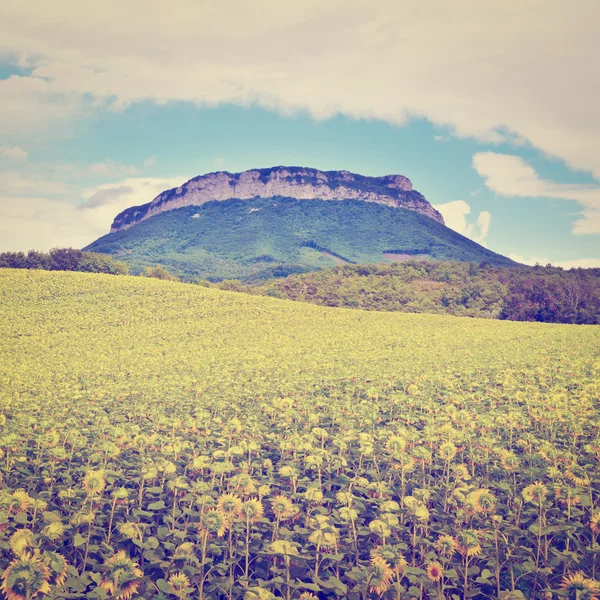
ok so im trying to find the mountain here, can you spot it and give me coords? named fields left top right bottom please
left=109, top=166, right=444, bottom=231
left=86, top=167, right=515, bottom=281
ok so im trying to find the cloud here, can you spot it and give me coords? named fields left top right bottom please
left=473, top=152, right=600, bottom=234
left=433, top=200, right=491, bottom=245
left=0, top=176, right=187, bottom=252
left=143, top=157, right=155, bottom=168
left=0, top=145, right=28, bottom=160
left=1, top=1, right=599, bottom=176
left=89, top=161, right=141, bottom=176
left=509, top=254, right=600, bottom=269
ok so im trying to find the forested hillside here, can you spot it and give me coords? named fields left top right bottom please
left=252, top=261, right=600, bottom=324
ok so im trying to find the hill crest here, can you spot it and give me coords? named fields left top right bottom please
left=110, top=166, right=444, bottom=232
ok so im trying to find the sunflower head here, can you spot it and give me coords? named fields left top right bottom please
left=41, top=521, right=65, bottom=541
left=240, top=499, right=264, bottom=523
left=457, top=530, right=482, bottom=557
left=426, top=561, right=444, bottom=583
left=466, top=489, right=496, bottom=514
left=271, top=495, right=296, bottom=520
left=82, top=470, right=106, bottom=496
left=43, top=551, right=69, bottom=588
left=217, top=493, right=242, bottom=518
left=99, top=550, right=143, bottom=600
left=173, top=542, right=196, bottom=562
left=117, top=522, right=143, bottom=540
left=566, top=464, right=591, bottom=487
left=368, top=556, right=394, bottom=595
left=439, top=442, right=458, bottom=462
left=560, top=571, right=600, bottom=600
left=9, top=490, right=31, bottom=515
left=453, top=464, right=471, bottom=481
left=304, top=488, right=324, bottom=504
left=1, top=551, right=51, bottom=600
left=435, top=534, right=459, bottom=557
left=9, top=529, right=36, bottom=557
left=522, top=481, right=548, bottom=504
left=371, top=544, right=407, bottom=572
left=167, top=572, right=192, bottom=598
left=200, top=509, right=228, bottom=537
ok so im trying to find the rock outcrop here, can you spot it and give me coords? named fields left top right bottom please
left=110, top=166, right=444, bottom=232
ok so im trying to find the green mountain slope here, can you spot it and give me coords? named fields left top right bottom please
left=86, top=197, right=514, bottom=280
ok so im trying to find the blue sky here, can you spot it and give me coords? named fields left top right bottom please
left=1, top=1, right=599, bottom=267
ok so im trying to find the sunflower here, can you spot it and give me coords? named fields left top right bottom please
left=43, top=551, right=69, bottom=588
left=522, top=481, right=548, bottom=504
left=9, top=529, right=35, bottom=557
left=371, top=544, right=407, bottom=573
left=308, top=515, right=338, bottom=550
left=217, top=493, right=242, bottom=519
left=167, top=572, right=191, bottom=598
left=500, top=450, right=519, bottom=472
left=200, top=509, right=228, bottom=537
left=435, top=534, right=459, bottom=557
left=368, top=556, right=394, bottom=595
left=559, top=571, right=600, bottom=600
left=41, top=521, right=65, bottom=541
left=0, top=552, right=51, bottom=600
left=386, top=435, right=407, bottom=454
left=298, top=594, right=319, bottom=600
left=9, top=490, right=31, bottom=515
left=304, top=488, right=324, bottom=504
left=439, top=442, right=458, bottom=462
left=99, top=550, right=143, bottom=600
left=452, top=464, right=471, bottom=481
left=426, top=561, right=444, bottom=583
left=271, top=495, right=297, bottom=519
left=457, top=530, right=483, bottom=557
left=231, top=473, right=258, bottom=496
left=82, top=470, right=106, bottom=495
left=117, top=522, right=143, bottom=540
left=112, top=487, right=130, bottom=505
left=240, top=499, right=264, bottom=523
left=566, top=464, right=591, bottom=487
left=466, top=489, right=496, bottom=514
left=173, top=542, right=196, bottom=562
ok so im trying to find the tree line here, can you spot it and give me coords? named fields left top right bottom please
left=2, top=250, right=599, bottom=324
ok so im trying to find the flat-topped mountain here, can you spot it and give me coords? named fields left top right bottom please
left=110, top=166, right=444, bottom=232
left=87, top=164, right=514, bottom=280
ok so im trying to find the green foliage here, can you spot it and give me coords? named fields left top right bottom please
left=0, top=269, right=599, bottom=599
left=253, top=261, right=600, bottom=324
left=85, top=198, right=514, bottom=280
left=0, top=248, right=128, bottom=275
left=143, top=265, right=180, bottom=281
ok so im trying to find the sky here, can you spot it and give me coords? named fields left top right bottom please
left=0, top=1, right=599, bottom=268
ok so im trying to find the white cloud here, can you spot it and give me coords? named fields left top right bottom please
left=433, top=200, right=491, bottom=245
left=143, top=157, right=156, bottom=168
left=0, top=145, right=28, bottom=160
left=0, top=176, right=187, bottom=252
left=89, top=161, right=141, bottom=176
left=1, top=1, right=599, bottom=176
left=473, top=152, right=600, bottom=234
left=509, top=254, right=600, bottom=269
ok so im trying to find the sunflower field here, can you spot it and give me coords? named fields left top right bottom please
left=0, top=269, right=599, bottom=600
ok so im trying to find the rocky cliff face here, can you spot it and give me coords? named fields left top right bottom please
left=110, top=166, right=444, bottom=232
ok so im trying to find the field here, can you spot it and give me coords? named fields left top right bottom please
left=0, top=269, right=599, bottom=599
